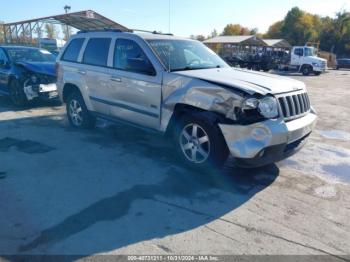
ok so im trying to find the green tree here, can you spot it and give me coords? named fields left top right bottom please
left=265, top=21, right=283, bottom=38
left=280, top=7, right=321, bottom=45
left=222, top=24, right=251, bottom=36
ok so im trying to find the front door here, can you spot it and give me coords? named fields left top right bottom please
left=109, top=38, right=162, bottom=130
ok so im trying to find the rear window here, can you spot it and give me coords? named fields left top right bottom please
left=62, top=38, right=85, bottom=62
left=83, top=38, right=111, bottom=67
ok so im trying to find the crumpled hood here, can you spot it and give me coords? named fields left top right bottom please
left=15, top=61, right=56, bottom=77
left=174, top=67, right=306, bottom=95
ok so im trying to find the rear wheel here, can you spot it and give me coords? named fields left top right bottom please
left=66, top=92, right=96, bottom=129
left=9, top=79, right=27, bottom=106
left=174, top=115, right=229, bottom=170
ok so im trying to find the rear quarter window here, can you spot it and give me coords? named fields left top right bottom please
left=62, top=38, right=85, bottom=62
left=83, top=38, right=111, bottom=67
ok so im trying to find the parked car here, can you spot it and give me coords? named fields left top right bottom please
left=336, top=58, right=350, bottom=70
left=56, top=30, right=317, bottom=169
left=0, top=46, right=58, bottom=106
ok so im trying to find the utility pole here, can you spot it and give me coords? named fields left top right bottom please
left=64, top=5, right=71, bottom=39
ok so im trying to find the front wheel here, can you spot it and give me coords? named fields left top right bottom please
left=66, top=92, right=96, bottom=129
left=9, top=79, right=28, bottom=106
left=314, top=71, right=322, bottom=76
left=174, top=116, right=229, bottom=170
left=302, top=66, right=311, bottom=76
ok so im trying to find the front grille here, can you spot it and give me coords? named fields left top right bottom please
left=277, top=92, right=311, bottom=121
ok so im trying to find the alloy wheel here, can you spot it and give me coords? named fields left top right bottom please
left=69, top=99, right=83, bottom=126
left=179, top=123, right=210, bottom=164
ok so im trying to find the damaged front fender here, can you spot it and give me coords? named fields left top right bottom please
left=160, top=73, right=248, bottom=132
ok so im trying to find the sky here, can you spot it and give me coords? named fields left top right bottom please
left=0, top=0, right=349, bottom=37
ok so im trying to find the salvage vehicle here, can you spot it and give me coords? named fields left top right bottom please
left=56, top=30, right=317, bottom=169
left=0, top=46, right=58, bottom=106
left=336, top=58, right=350, bottom=70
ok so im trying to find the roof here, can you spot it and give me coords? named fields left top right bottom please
left=203, top=35, right=265, bottom=46
left=263, top=39, right=291, bottom=48
left=4, top=10, right=129, bottom=31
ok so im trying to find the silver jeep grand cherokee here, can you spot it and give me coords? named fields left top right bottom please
left=56, top=30, right=317, bottom=169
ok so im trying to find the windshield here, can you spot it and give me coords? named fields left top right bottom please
left=304, top=47, right=316, bottom=57
left=6, top=48, right=56, bottom=63
left=147, top=39, right=228, bottom=72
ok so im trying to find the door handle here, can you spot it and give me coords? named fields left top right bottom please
left=78, top=70, right=86, bottom=75
left=110, top=76, right=122, bottom=82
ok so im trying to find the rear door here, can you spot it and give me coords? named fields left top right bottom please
left=81, top=37, right=113, bottom=116
left=108, top=38, right=162, bottom=129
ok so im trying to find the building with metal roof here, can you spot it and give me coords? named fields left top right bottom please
left=263, top=39, right=291, bottom=49
left=204, top=35, right=266, bottom=46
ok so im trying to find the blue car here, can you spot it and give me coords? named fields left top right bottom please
left=0, top=46, right=58, bottom=106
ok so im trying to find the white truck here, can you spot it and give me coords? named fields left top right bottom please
left=280, top=46, right=327, bottom=76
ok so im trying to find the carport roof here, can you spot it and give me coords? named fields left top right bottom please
left=203, top=35, right=266, bottom=46
left=4, top=10, right=130, bottom=31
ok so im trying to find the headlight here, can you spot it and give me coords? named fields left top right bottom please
left=242, top=98, right=259, bottom=110
left=258, top=97, right=279, bottom=119
left=242, top=96, right=279, bottom=119
left=312, top=62, right=320, bottom=67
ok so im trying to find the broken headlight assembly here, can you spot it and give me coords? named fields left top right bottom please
left=241, top=96, right=279, bottom=121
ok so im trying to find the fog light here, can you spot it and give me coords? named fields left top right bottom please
left=258, top=150, right=265, bottom=158
left=251, top=127, right=269, bottom=141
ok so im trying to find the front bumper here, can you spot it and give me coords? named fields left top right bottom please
left=313, top=66, right=327, bottom=72
left=219, top=111, right=317, bottom=167
left=24, top=83, right=58, bottom=101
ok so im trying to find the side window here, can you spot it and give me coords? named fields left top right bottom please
left=114, top=39, right=155, bottom=76
left=83, top=38, right=111, bottom=67
left=62, top=38, right=85, bottom=62
left=294, top=48, right=303, bottom=56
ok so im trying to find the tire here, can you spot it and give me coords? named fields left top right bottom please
left=174, top=115, right=229, bottom=170
left=314, top=71, right=322, bottom=76
left=9, top=79, right=28, bottom=106
left=66, top=91, right=96, bottom=129
left=301, top=66, right=311, bottom=76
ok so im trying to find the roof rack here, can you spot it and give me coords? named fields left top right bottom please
left=131, top=29, right=174, bottom=36
left=77, top=28, right=132, bottom=34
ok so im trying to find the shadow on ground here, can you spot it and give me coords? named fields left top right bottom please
left=0, top=111, right=280, bottom=258
left=0, top=96, right=62, bottom=113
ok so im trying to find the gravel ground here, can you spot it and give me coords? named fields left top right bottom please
left=0, top=70, right=349, bottom=260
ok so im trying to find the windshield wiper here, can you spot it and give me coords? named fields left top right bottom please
left=171, top=65, right=222, bottom=72
left=171, top=66, right=201, bottom=72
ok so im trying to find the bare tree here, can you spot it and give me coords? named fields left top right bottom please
left=45, top=23, right=58, bottom=39
left=0, top=21, right=5, bottom=43
left=61, top=25, right=73, bottom=40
